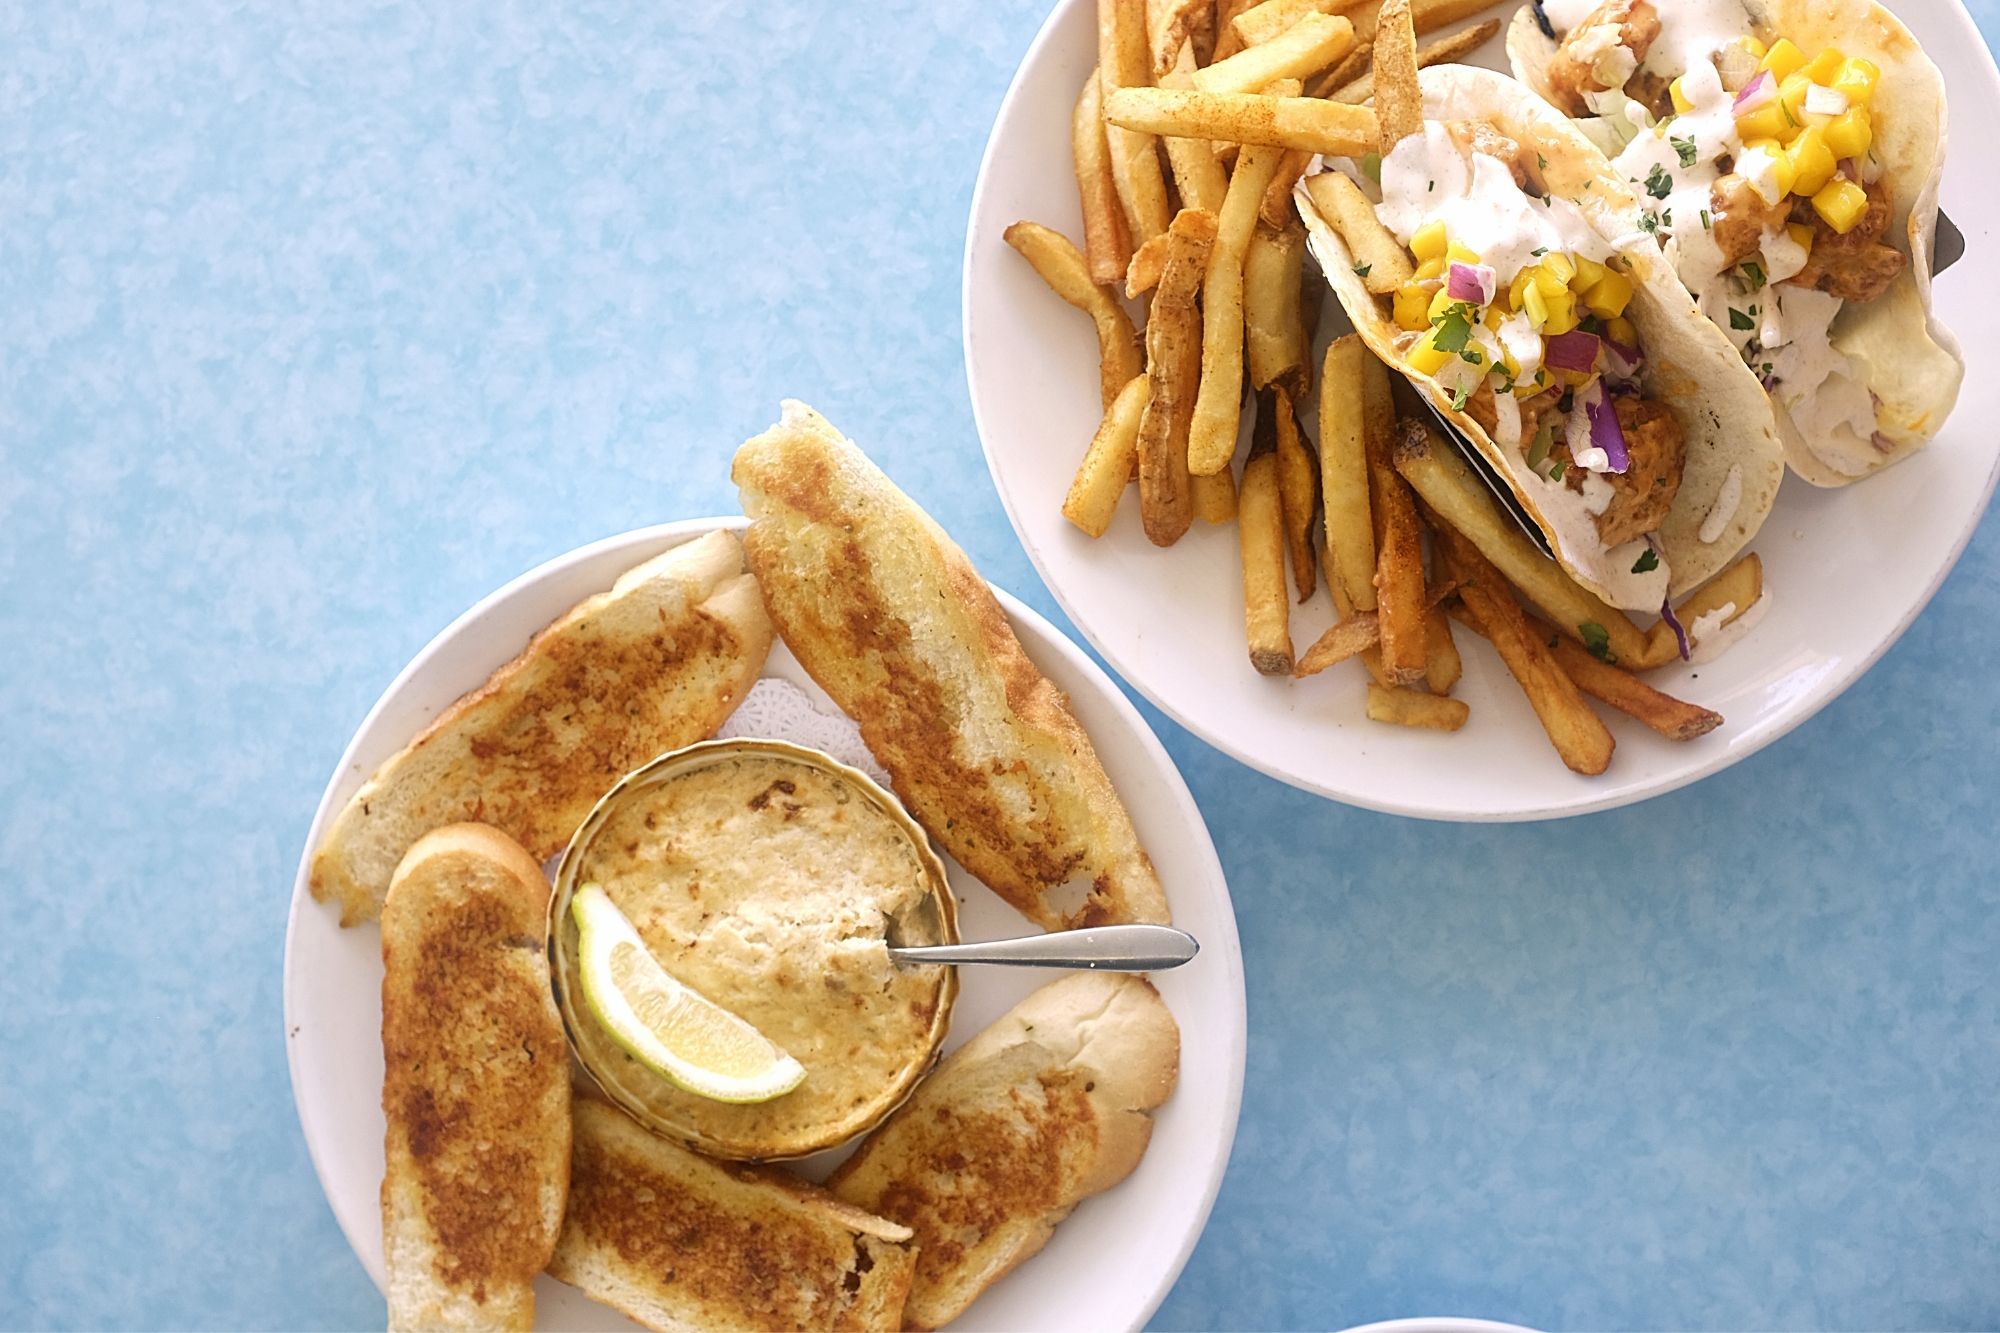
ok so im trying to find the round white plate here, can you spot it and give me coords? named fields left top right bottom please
left=283, top=518, right=1246, bottom=1333
left=963, top=0, right=2000, bottom=821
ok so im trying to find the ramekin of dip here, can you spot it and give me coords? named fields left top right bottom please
left=548, top=738, right=959, bottom=1161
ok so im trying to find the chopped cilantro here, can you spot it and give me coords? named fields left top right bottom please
left=1638, top=210, right=1662, bottom=235
left=1662, top=207, right=1672, bottom=227
left=1579, top=622, right=1615, bottom=663
left=1741, top=259, right=1766, bottom=290
left=1728, top=307, right=1754, bottom=330
left=1531, top=246, right=1549, bottom=257
left=1450, top=382, right=1472, bottom=411
left=1672, top=135, right=1699, bottom=168
left=1537, top=153, right=1549, bottom=171
left=1645, top=163, right=1675, bottom=197
left=1430, top=303, right=1475, bottom=353
left=1459, top=348, right=1484, bottom=366
left=1631, top=548, right=1660, bottom=574
left=1352, top=261, right=1372, bottom=278
left=1362, top=151, right=1382, bottom=183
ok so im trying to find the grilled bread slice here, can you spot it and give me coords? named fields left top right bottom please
left=380, top=824, right=570, bottom=1333
left=549, top=1098, right=917, bottom=1333
left=312, top=529, right=773, bottom=926
left=732, top=401, right=1169, bottom=931
left=827, top=972, right=1180, bottom=1330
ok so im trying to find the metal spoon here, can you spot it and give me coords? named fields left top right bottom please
left=887, top=923, right=1199, bottom=972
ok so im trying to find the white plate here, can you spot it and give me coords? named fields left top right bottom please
left=963, top=0, right=2000, bottom=821
left=283, top=518, right=1246, bottom=1332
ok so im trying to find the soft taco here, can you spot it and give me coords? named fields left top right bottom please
left=1294, top=64, right=1785, bottom=611
left=1506, top=0, right=1963, bottom=486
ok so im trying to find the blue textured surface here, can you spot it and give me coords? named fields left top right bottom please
left=2, top=2, right=1998, bottom=1329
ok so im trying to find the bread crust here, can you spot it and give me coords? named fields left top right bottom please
left=380, top=824, right=570, bottom=1333
left=732, top=401, right=1169, bottom=931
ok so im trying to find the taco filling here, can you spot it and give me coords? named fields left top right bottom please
left=1538, top=0, right=1899, bottom=450
left=1367, top=119, right=1686, bottom=561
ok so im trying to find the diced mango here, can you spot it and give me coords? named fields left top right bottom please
left=1411, top=221, right=1448, bottom=262
left=1669, top=78, right=1692, bottom=115
left=1736, top=35, right=1768, bottom=60
left=1824, top=107, right=1872, bottom=160
left=1606, top=314, right=1638, bottom=348
left=1414, top=256, right=1446, bottom=281
left=1833, top=56, right=1879, bottom=106
left=1812, top=178, right=1869, bottom=234
left=1571, top=255, right=1608, bottom=294
left=1541, top=287, right=1579, bottom=335
left=1786, top=125, right=1836, bottom=196
left=1777, top=73, right=1812, bottom=128
left=1760, top=37, right=1807, bottom=82
left=1786, top=222, right=1816, bottom=256
left=1483, top=303, right=1506, bottom=331
left=1508, top=268, right=1535, bottom=311
left=1803, top=48, right=1845, bottom=86
left=1521, top=281, right=1549, bottom=329
left=1428, top=287, right=1460, bottom=321
left=1394, top=283, right=1431, bottom=330
left=1446, top=240, right=1481, bottom=266
left=1735, top=101, right=1791, bottom=143
left=1539, top=252, right=1576, bottom=284
left=1405, top=329, right=1451, bottom=375
left=1583, top=269, right=1634, bottom=319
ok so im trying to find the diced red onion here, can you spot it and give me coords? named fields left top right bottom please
left=1659, top=595, right=1691, bottom=660
left=1446, top=261, right=1496, bottom=306
left=1804, top=83, right=1848, bottom=117
left=1545, top=329, right=1600, bottom=372
left=1603, top=338, right=1642, bottom=378
left=1732, top=70, right=1774, bottom=114
left=1583, top=381, right=1629, bottom=473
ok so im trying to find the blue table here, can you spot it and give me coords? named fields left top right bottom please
left=3, top=3, right=1996, bottom=1329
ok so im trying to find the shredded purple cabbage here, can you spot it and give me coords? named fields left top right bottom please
left=1584, top=383, right=1630, bottom=472
left=1660, top=596, right=1691, bottom=661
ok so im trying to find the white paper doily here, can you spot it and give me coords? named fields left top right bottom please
left=715, top=677, right=893, bottom=790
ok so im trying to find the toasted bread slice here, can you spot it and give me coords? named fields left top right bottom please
left=732, top=401, right=1169, bottom=931
left=827, top=972, right=1180, bottom=1330
left=549, top=1099, right=917, bottom=1333
left=312, top=529, right=773, bottom=925
left=380, top=824, right=570, bottom=1333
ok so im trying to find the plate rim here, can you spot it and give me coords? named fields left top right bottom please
left=961, top=0, right=2000, bottom=823
left=282, top=516, right=1247, bottom=1332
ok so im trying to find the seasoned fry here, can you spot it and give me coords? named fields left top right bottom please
left=1271, top=388, right=1318, bottom=599
left=1422, top=602, right=1462, bottom=694
left=1319, top=335, right=1377, bottom=612
left=1298, top=171, right=1414, bottom=295
left=1138, top=208, right=1218, bottom=546
left=1159, top=46, right=1231, bottom=215
left=1189, top=140, right=1286, bottom=477
left=1324, top=19, right=1499, bottom=103
left=1240, top=423, right=1294, bottom=674
left=1640, top=553, right=1764, bottom=668
left=1063, top=374, right=1152, bottom=538
left=1366, top=683, right=1469, bottom=731
left=1342, top=0, right=1498, bottom=44
left=1321, top=537, right=1395, bottom=688
left=1209, top=0, right=1262, bottom=63
left=1531, top=615, right=1724, bottom=740
left=1193, top=13, right=1355, bottom=94
left=1371, top=424, right=1429, bottom=685
left=1306, top=39, right=1374, bottom=97
left=1099, top=0, right=1175, bottom=245
left=1003, top=221, right=1143, bottom=411
left=1260, top=148, right=1318, bottom=227
left=1391, top=420, right=1650, bottom=664
left=1104, top=87, right=1377, bottom=157
left=1369, top=0, right=1422, bottom=152
left=1192, top=464, right=1239, bottom=521
left=1233, top=0, right=1357, bottom=48
left=1244, top=224, right=1310, bottom=398
left=1125, top=232, right=1171, bottom=296
left=1073, top=73, right=1135, bottom=286
left=1441, top=530, right=1615, bottom=776
left=1148, top=0, right=1213, bottom=75
left=1295, top=612, right=1381, bottom=676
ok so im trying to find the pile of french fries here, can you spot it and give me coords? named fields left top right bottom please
left=1007, top=0, right=1765, bottom=776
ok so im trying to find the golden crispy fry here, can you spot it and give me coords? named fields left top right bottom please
left=1192, top=464, right=1239, bottom=521
left=1324, top=18, right=1499, bottom=103
left=1063, top=374, right=1152, bottom=538
left=1125, top=232, right=1171, bottom=296
left=1138, top=208, right=1219, bottom=546
left=1530, top=614, right=1724, bottom=740
left=1159, top=46, right=1233, bottom=214
left=1320, top=536, right=1394, bottom=688
left=1003, top=221, right=1143, bottom=411
left=1306, top=39, right=1375, bottom=96
left=1100, top=0, right=1175, bottom=245
left=1366, top=682, right=1469, bottom=730
left=1104, top=86, right=1378, bottom=156
left=1244, top=223, right=1310, bottom=397
left=1369, top=0, right=1422, bottom=152
left=1073, top=73, right=1135, bottom=286
left=1370, top=426, right=1428, bottom=685
left=1271, top=388, right=1318, bottom=599
left=1319, top=335, right=1377, bottom=613
left=1640, top=553, right=1764, bottom=668
left=1193, top=13, right=1355, bottom=94
left=1260, top=148, right=1315, bottom=227
left=1295, top=612, right=1380, bottom=676
left=1441, top=533, right=1615, bottom=776
left=1343, top=0, right=1497, bottom=44
left=1240, top=433, right=1294, bottom=674
left=1149, top=0, right=1214, bottom=75
left=1233, top=0, right=1360, bottom=48
left=1422, top=602, right=1462, bottom=694
left=1391, top=419, right=1650, bottom=664
left=1209, top=0, right=1262, bottom=63
left=1189, top=140, right=1286, bottom=477
left=1298, top=171, right=1414, bottom=295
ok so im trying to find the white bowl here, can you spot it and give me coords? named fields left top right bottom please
left=962, top=0, right=2000, bottom=821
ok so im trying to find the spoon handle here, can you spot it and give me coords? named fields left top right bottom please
left=888, top=923, right=1198, bottom=971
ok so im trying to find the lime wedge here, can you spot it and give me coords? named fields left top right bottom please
left=571, top=883, right=806, bottom=1104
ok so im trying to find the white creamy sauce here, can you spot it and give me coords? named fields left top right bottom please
left=1610, top=56, right=1730, bottom=295
left=1636, top=0, right=1752, bottom=80
left=1764, top=286, right=1875, bottom=447
left=1698, top=462, right=1743, bottom=542
left=1490, top=383, right=1523, bottom=449
left=1540, top=0, right=1607, bottom=30
left=1379, top=124, right=1611, bottom=281
left=1688, top=589, right=1771, bottom=663
left=1579, top=471, right=1616, bottom=515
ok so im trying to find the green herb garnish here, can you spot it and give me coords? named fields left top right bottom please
left=1353, top=261, right=1372, bottom=278
left=1741, top=259, right=1766, bottom=290
left=1729, top=307, right=1755, bottom=330
left=1672, top=135, right=1699, bottom=167
left=1525, top=421, right=1555, bottom=471
left=1700, top=208, right=1711, bottom=230
left=1631, top=548, right=1660, bottom=574
left=1430, top=303, right=1474, bottom=353
left=1579, top=622, right=1614, bottom=663
left=1644, top=164, right=1673, bottom=198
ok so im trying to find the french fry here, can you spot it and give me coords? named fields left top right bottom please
left=1370, top=0, right=1422, bottom=152
left=1138, top=208, right=1218, bottom=546
left=1209, top=0, right=1262, bottom=63
left=1319, top=335, right=1377, bottom=612
left=1306, top=39, right=1374, bottom=97
left=1063, top=374, right=1152, bottom=538
left=1099, top=0, right=1175, bottom=245
left=1125, top=232, right=1171, bottom=296
left=1531, top=614, right=1724, bottom=740
left=1193, top=13, right=1355, bottom=94
left=1233, top=0, right=1357, bottom=49
left=1159, top=46, right=1231, bottom=215
left=1321, top=535, right=1394, bottom=688
left=1003, top=221, right=1144, bottom=411
left=1193, top=463, right=1239, bottom=521
left=1295, top=572, right=1456, bottom=675
left=1073, top=73, right=1135, bottom=286
left=1324, top=19, right=1499, bottom=103
left=1366, top=682, right=1469, bottom=731
left=1298, top=172, right=1414, bottom=295
left=1391, top=420, right=1650, bottom=664
left=1189, top=139, right=1286, bottom=476
left=1422, top=602, right=1462, bottom=694
left=1149, top=0, right=1214, bottom=75
left=1342, top=0, right=1499, bottom=45
left=1240, top=420, right=1294, bottom=674
left=1104, top=86, right=1378, bottom=156
left=1440, top=528, right=1615, bottom=776
left=1271, top=387, right=1318, bottom=599
left=1244, top=223, right=1311, bottom=398
left=1639, top=553, right=1764, bottom=668
left=1371, top=422, right=1429, bottom=685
